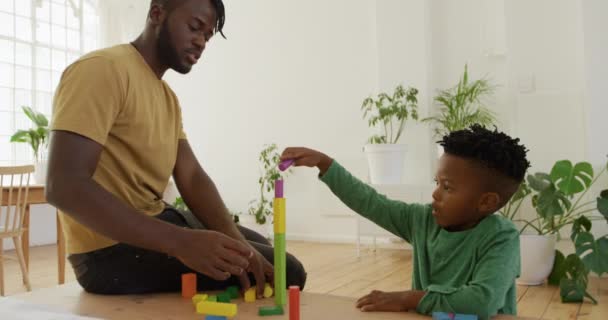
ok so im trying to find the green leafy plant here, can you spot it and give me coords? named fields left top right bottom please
left=422, top=65, right=497, bottom=138
left=248, top=144, right=291, bottom=225
left=10, top=106, right=50, bottom=162
left=523, top=160, right=608, bottom=303
left=361, top=84, right=419, bottom=144
left=172, top=197, right=240, bottom=224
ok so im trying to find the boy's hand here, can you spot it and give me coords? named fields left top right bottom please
left=280, top=147, right=333, bottom=175
left=356, top=290, right=426, bottom=312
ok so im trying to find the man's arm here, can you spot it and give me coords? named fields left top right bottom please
left=46, top=131, right=251, bottom=280
left=172, top=139, right=244, bottom=241
left=172, top=139, right=273, bottom=295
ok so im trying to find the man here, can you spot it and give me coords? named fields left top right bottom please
left=46, top=0, right=306, bottom=296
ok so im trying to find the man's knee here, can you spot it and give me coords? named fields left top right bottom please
left=286, top=252, right=307, bottom=289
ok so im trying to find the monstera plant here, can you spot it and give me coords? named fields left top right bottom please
left=525, top=159, right=608, bottom=303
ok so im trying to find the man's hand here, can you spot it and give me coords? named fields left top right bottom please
left=174, top=229, right=253, bottom=280
left=280, top=147, right=333, bottom=175
left=238, top=245, right=274, bottom=297
left=356, top=290, right=426, bottom=312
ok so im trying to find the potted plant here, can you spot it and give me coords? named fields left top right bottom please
left=9, top=106, right=50, bottom=184
left=241, top=144, right=291, bottom=238
left=361, top=84, right=419, bottom=185
left=422, top=64, right=497, bottom=157
left=517, top=159, right=607, bottom=303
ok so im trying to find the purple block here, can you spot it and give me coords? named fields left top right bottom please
left=279, top=159, right=294, bottom=171
left=275, top=179, right=284, bottom=198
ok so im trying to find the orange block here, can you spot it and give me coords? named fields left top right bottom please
left=289, top=286, right=300, bottom=320
left=182, top=273, right=197, bottom=298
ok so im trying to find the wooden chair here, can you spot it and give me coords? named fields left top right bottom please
left=0, top=165, right=34, bottom=296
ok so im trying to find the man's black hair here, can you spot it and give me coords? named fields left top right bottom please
left=151, top=0, right=226, bottom=38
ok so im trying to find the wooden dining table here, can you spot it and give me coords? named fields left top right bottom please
left=1, top=185, right=66, bottom=284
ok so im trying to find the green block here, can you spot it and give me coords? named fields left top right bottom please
left=206, top=295, right=217, bottom=302
left=258, top=305, right=284, bottom=316
left=274, top=234, right=286, bottom=305
left=217, top=292, right=231, bottom=303
left=226, top=285, right=239, bottom=299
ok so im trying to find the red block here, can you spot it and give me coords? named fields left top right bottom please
left=289, top=286, right=300, bottom=320
left=182, top=273, right=197, bottom=298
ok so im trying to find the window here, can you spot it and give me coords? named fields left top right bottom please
left=0, top=0, right=99, bottom=166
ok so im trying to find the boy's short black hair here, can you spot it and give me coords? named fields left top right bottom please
left=150, top=0, right=226, bottom=37
left=439, top=124, right=531, bottom=204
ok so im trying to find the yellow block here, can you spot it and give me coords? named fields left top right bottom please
left=263, top=283, right=274, bottom=298
left=244, top=288, right=256, bottom=303
left=191, top=293, right=208, bottom=305
left=195, top=301, right=237, bottom=317
left=273, top=198, right=286, bottom=233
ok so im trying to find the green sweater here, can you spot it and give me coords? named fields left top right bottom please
left=320, top=161, right=520, bottom=319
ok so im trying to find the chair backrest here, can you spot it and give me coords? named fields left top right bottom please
left=0, top=165, right=35, bottom=236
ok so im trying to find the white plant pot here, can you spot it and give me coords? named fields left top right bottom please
left=363, top=144, right=407, bottom=185
left=517, top=234, right=557, bottom=285
left=33, top=160, right=48, bottom=185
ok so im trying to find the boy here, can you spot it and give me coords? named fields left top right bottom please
left=281, top=125, right=530, bottom=319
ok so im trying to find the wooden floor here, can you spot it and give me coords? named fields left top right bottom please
left=1, top=241, right=606, bottom=319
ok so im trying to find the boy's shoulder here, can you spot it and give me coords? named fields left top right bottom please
left=476, top=214, right=520, bottom=248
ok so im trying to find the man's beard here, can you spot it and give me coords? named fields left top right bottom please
left=157, top=20, right=191, bottom=74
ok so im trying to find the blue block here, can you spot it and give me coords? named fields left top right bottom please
left=205, top=316, right=227, bottom=320
left=432, top=312, right=478, bottom=320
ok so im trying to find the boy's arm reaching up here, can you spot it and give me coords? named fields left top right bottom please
left=281, top=147, right=429, bottom=243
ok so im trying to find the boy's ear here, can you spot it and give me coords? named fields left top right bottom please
left=478, top=192, right=501, bottom=213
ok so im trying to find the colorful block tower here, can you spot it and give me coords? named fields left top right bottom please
left=274, top=178, right=287, bottom=306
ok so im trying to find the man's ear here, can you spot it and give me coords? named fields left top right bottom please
left=148, top=3, right=167, bottom=26
left=478, top=192, right=501, bottom=214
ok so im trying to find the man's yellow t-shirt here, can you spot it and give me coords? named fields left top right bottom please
left=51, top=44, right=187, bottom=254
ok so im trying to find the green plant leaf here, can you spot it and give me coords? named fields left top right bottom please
left=548, top=250, right=566, bottom=286
left=527, top=173, right=552, bottom=192
left=10, top=130, right=32, bottom=143
left=598, top=195, right=608, bottom=223
left=550, top=160, right=593, bottom=196
left=574, top=232, right=608, bottom=277
left=571, top=216, right=592, bottom=242
left=559, top=278, right=596, bottom=304
left=535, top=184, right=570, bottom=220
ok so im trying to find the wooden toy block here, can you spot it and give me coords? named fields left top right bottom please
left=244, top=287, right=256, bottom=303
left=273, top=198, right=286, bottom=233
left=226, top=285, right=239, bottom=299
left=217, top=292, right=231, bottom=303
left=258, top=305, right=284, bottom=316
left=432, top=312, right=478, bottom=320
left=206, top=295, right=217, bottom=302
left=274, top=233, right=286, bottom=305
left=195, top=301, right=237, bottom=317
left=192, top=293, right=208, bottom=305
left=263, top=283, right=274, bottom=298
left=205, top=316, right=227, bottom=320
left=289, top=286, right=300, bottom=320
left=181, top=273, right=197, bottom=298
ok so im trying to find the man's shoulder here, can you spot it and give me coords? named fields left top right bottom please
left=69, top=44, right=135, bottom=72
